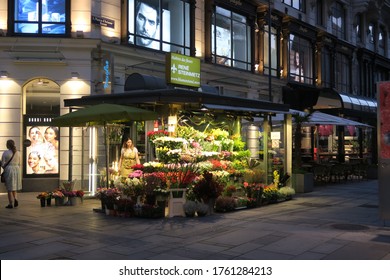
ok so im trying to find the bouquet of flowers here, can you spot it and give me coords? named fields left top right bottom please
left=36, top=192, right=51, bottom=199
left=147, top=130, right=169, bottom=143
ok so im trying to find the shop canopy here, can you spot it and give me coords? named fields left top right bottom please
left=52, top=104, right=158, bottom=189
left=257, top=110, right=372, bottom=128
left=289, top=110, right=372, bottom=127
left=63, top=73, right=290, bottom=115
left=52, top=103, right=158, bottom=127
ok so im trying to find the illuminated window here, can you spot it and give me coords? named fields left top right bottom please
left=11, top=0, right=69, bottom=36
left=211, top=6, right=251, bottom=71
left=263, top=25, right=279, bottom=77
left=288, top=34, right=313, bottom=84
left=127, top=0, right=191, bottom=55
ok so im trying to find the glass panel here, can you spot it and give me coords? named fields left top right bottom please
left=15, top=23, right=39, bottom=33
left=134, top=0, right=161, bottom=49
left=15, top=0, right=39, bottom=21
left=289, top=34, right=313, bottom=84
left=47, top=0, right=66, bottom=22
left=129, top=0, right=190, bottom=52
left=42, top=23, right=65, bottom=34
left=212, top=5, right=250, bottom=70
left=213, top=13, right=231, bottom=66
left=185, top=2, right=190, bottom=47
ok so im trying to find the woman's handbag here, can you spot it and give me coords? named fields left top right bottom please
left=1, top=152, right=15, bottom=183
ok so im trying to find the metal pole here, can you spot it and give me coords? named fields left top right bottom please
left=268, top=0, right=272, bottom=102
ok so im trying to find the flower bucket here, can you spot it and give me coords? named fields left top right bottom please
left=40, top=198, right=46, bottom=207
left=68, top=197, right=78, bottom=206
left=46, top=197, right=52, bottom=207
left=55, top=197, right=64, bottom=206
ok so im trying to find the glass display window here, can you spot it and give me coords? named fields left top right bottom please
left=288, top=34, right=313, bottom=84
left=12, top=0, right=69, bottom=35
left=211, top=6, right=252, bottom=71
left=127, top=0, right=191, bottom=55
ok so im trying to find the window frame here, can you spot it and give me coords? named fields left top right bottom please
left=126, top=0, right=192, bottom=55
left=210, top=5, right=252, bottom=71
left=288, top=34, right=314, bottom=85
left=330, top=1, right=345, bottom=40
left=335, top=52, right=350, bottom=93
left=263, top=24, right=280, bottom=77
left=8, top=0, right=70, bottom=37
left=282, top=0, right=305, bottom=12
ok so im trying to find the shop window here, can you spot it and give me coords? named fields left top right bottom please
left=263, top=25, right=279, bottom=77
left=288, top=34, right=313, bottom=84
left=330, top=1, right=345, bottom=40
left=9, top=0, right=69, bottom=36
left=127, top=0, right=191, bottom=55
left=210, top=6, right=251, bottom=71
left=282, top=0, right=305, bottom=12
left=335, top=52, right=350, bottom=93
left=23, top=78, right=60, bottom=177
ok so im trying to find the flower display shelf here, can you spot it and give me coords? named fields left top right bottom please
left=168, top=188, right=187, bottom=217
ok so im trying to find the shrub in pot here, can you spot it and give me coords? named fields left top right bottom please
left=215, top=196, right=236, bottom=212
left=183, top=200, right=197, bottom=217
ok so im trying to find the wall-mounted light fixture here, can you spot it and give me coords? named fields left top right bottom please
left=71, top=72, right=80, bottom=79
left=76, top=30, right=84, bottom=38
left=0, top=71, right=9, bottom=78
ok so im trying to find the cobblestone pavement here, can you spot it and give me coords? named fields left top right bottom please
left=1, top=179, right=390, bottom=260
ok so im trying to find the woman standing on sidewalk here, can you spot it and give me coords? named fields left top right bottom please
left=1, top=139, right=22, bottom=208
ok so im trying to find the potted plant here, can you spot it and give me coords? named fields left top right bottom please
left=196, top=202, right=209, bottom=217
left=192, top=171, right=224, bottom=214
left=291, top=112, right=314, bottom=193
left=183, top=200, right=197, bottom=217
left=215, top=196, right=236, bottom=212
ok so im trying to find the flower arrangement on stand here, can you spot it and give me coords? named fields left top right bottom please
left=147, top=130, right=169, bottom=143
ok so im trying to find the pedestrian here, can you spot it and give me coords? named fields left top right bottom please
left=118, top=137, right=140, bottom=178
left=1, top=139, right=22, bottom=208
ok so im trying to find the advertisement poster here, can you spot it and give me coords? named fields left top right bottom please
left=26, top=125, right=59, bottom=175
left=128, top=0, right=171, bottom=51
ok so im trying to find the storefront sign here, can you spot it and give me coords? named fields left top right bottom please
left=166, top=53, right=200, bottom=88
left=92, top=15, right=115, bottom=29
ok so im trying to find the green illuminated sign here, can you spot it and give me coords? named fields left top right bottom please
left=166, top=53, right=201, bottom=88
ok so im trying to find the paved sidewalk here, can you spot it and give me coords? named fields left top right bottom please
left=0, top=179, right=389, bottom=260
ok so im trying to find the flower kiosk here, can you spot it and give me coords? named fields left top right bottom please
left=59, top=55, right=292, bottom=218
left=94, top=118, right=295, bottom=218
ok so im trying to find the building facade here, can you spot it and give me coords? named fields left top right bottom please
left=0, top=0, right=388, bottom=192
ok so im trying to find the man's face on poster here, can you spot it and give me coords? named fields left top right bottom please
left=136, top=2, right=158, bottom=46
